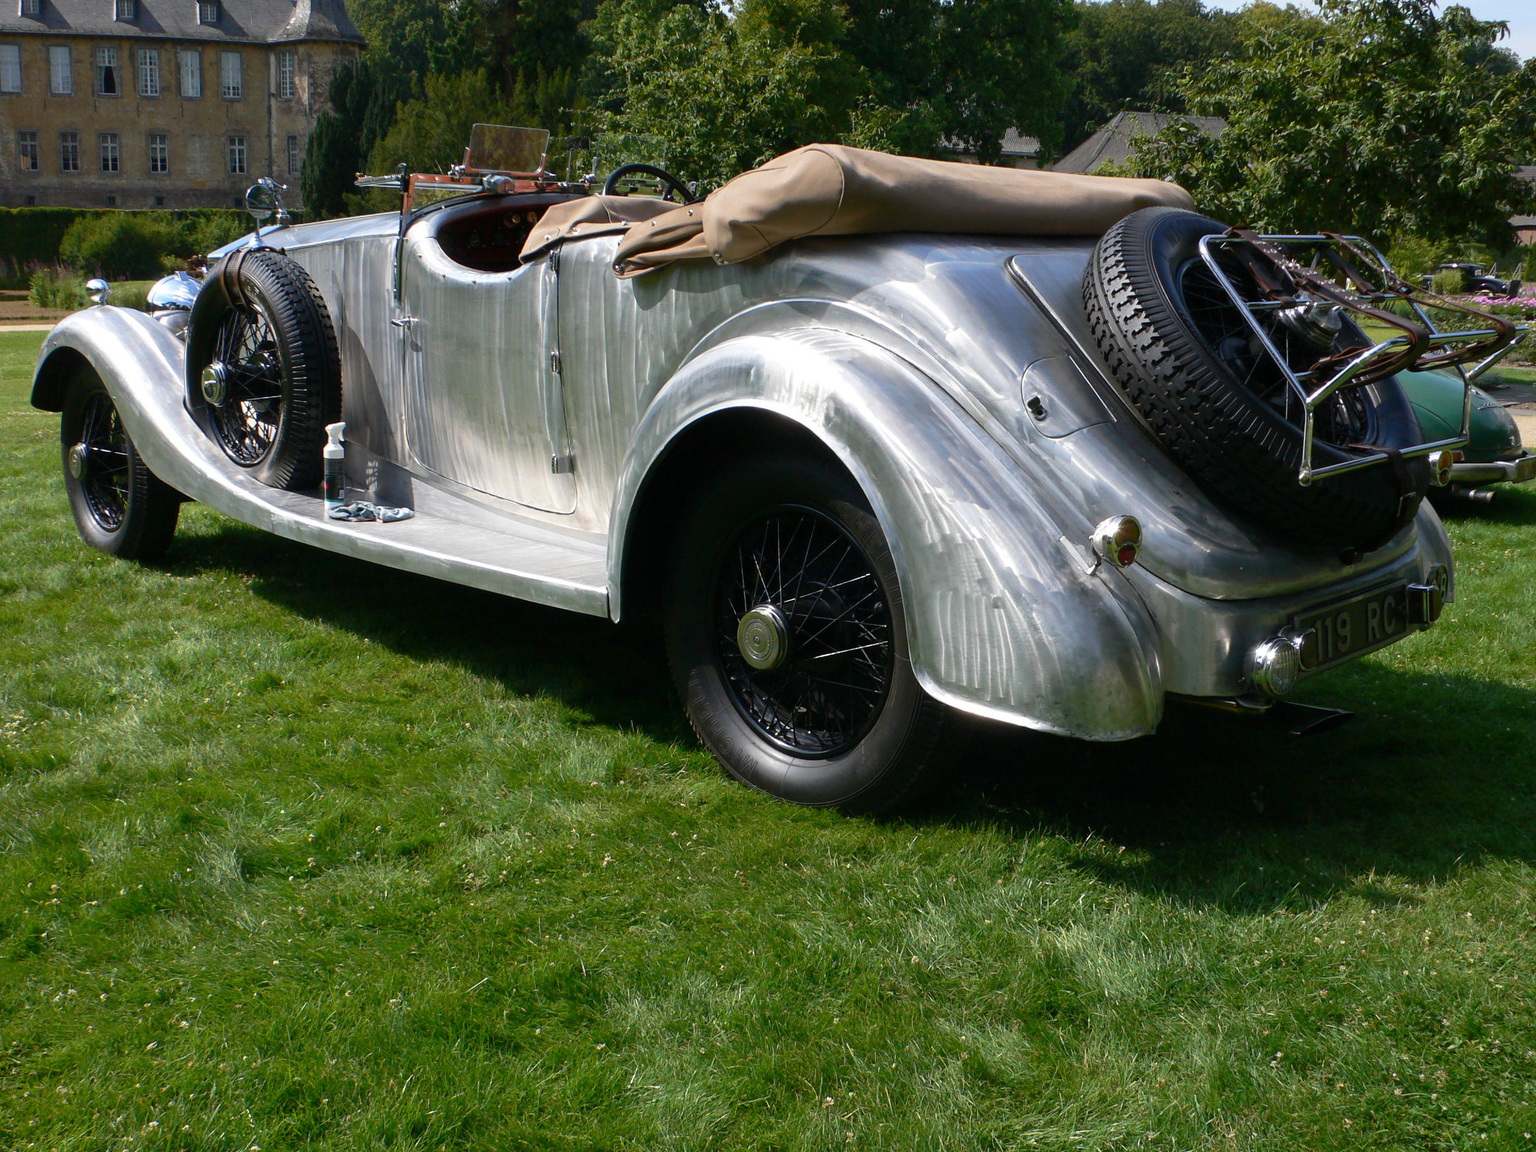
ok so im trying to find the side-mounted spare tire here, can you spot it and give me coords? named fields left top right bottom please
left=185, top=248, right=342, bottom=490
left=1083, top=206, right=1428, bottom=552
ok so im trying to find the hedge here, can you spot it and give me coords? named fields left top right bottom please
left=0, top=207, right=250, bottom=269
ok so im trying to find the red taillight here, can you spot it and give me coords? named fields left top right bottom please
left=1092, top=516, right=1143, bottom=569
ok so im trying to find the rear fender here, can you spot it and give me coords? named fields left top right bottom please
left=610, top=329, right=1164, bottom=739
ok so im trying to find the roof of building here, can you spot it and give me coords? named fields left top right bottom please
left=1051, top=111, right=1227, bottom=174
left=0, top=0, right=363, bottom=44
left=937, top=128, right=1042, bottom=161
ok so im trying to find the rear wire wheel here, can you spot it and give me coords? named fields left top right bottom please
left=665, top=453, right=954, bottom=811
left=61, top=368, right=181, bottom=560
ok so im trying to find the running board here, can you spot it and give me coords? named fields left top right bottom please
left=39, top=310, right=610, bottom=617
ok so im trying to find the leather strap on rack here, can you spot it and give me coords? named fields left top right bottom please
left=214, top=246, right=253, bottom=313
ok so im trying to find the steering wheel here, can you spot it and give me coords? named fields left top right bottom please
left=602, top=163, right=699, bottom=204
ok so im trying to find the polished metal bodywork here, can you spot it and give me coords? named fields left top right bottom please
left=33, top=192, right=1455, bottom=740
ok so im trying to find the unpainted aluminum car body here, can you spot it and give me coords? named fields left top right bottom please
left=32, top=181, right=1460, bottom=778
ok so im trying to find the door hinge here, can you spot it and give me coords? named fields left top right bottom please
left=550, top=453, right=575, bottom=475
left=549, top=248, right=560, bottom=273
left=549, top=350, right=562, bottom=374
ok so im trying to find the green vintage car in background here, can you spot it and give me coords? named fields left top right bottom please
left=1401, top=368, right=1536, bottom=502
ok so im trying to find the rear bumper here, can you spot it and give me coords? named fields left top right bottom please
left=1450, top=452, right=1536, bottom=486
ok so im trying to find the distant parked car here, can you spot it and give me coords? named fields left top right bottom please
left=1400, top=368, right=1536, bottom=501
left=1422, top=263, right=1520, bottom=297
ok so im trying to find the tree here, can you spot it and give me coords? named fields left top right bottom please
left=589, top=0, right=867, bottom=188
left=1121, top=0, right=1536, bottom=246
left=841, top=0, right=1075, bottom=159
left=1057, top=0, right=1239, bottom=153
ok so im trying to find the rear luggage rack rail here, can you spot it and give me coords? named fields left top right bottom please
left=1197, top=231, right=1529, bottom=486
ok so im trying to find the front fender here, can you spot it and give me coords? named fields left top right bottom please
left=610, top=329, right=1164, bottom=739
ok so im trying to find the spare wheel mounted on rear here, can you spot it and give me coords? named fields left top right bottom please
left=185, top=248, right=343, bottom=491
left=1083, top=206, right=1429, bottom=552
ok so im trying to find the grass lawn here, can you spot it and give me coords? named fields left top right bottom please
left=3, top=328, right=1536, bottom=1150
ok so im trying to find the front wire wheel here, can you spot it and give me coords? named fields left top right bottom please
left=665, top=453, right=955, bottom=811
left=61, top=369, right=181, bottom=560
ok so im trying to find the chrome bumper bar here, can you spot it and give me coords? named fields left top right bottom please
left=1449, top=452, right=1536, bottom=486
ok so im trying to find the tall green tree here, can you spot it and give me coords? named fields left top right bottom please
left=588, top=0, right=866, bottom=188
left=1121, top=0, right=1536, bottom=245
left=1057, top=0, right=1239, bottom=153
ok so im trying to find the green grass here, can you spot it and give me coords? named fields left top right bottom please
left=4, top=327, right=1536, bottom=1150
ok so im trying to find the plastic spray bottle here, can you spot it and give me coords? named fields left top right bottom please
left=323, top=422, right=346, bottom=511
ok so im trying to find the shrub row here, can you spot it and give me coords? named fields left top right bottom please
left=0, top=207, right=255, bottom=286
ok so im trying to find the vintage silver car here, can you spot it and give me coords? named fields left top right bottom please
left=31, top=129, right=1527, bottom=810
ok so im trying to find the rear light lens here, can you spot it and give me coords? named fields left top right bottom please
left=1092, top=516, right=1142, bottom=569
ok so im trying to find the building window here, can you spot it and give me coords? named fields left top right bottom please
left=59, top=130, right=79, bottom=171
left=20, top=0, right=42, bottom=16
left=286, top=133, right=299, bottom=175
left=48, top=45, right=71, bottom=94
left=99, top=132, right=119, bottom=172
left=153, top=195, right=164, bottom=206
left=178, top=48, right=200, bottom=97
left=1, top=43, right=19, bottom=92
left=148, top=131, right=167, bottom=173
left=219, top=50, right=240, bottom=99
left=18, top=129, right=39, bottom=170
left=197, top=0, right=219, bottom=24
left=138, top=47, right=159, bottom=96
left=276, top=49, right=295, bottom=99
left=96, top=45, right=120, bottom=95
left=104, top=193, right=117, bottom=206
left=115, top=0, right=136, bottom=19
left=226, top=134, right=245, bottom=174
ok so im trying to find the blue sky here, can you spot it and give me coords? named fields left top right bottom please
left=1202, top=0, right=1535, bottom=61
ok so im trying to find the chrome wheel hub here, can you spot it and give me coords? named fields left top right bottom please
left=200, top=361, right=229, bottom=406
left=67, top=442, right=90, bottom=480
left=736, top=604, right=791, bottom=672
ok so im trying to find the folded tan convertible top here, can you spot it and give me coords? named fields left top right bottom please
left=522, top=144, right=1196, bottom=275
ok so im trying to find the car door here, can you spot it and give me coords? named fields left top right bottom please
left=396, top=222, right=576, bottom=515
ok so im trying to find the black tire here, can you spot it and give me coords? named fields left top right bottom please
left=664, top=453, right=953, bottom=812
left=185, top=248, right=342, bottom=490
left=1084, top=206, right=1428, bottom=552
left=61, top=368, right=181, bottom=561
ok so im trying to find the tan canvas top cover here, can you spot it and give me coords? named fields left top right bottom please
left=521, top=143, right=1195, bottom=275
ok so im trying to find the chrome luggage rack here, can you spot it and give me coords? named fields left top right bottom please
left=1198, top=230, right=1529, bottom=486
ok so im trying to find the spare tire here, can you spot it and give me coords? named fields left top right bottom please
left=185, top=248, right=342, bottom=490
left=1083, top=206, right=1428, bottom=552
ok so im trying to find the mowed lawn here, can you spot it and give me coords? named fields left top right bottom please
left=4, top=327, right=1536, bottom=1151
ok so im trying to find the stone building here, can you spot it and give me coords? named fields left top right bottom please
left=0, top=0, right=363, bottom=209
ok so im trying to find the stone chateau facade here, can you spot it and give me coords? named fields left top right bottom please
left=0, top=0, right=362, bottom=209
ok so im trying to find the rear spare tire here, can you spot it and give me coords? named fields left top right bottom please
left=186, top=248, right=342, bottom=490
left=1083, top=206, right=1428, bottom=552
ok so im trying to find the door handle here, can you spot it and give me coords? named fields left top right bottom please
left=390, top=316, right=418, bottom=328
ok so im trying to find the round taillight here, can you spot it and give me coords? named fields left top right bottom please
left=1093, top=516, right=1142, bottom=569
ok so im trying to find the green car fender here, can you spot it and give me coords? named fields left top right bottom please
left=1398, top=368, right=1524, bottom=462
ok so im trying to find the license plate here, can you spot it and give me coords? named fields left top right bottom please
left=1294, top=584, right=1416, bottom=673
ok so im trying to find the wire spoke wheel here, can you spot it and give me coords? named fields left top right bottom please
left=715, top=507, right=894, bottom=757
left=1083, top=206, right=1427, bottom=551
left=186, top=249, right=342, bottom=491
left=61, top=369, right=181, bottom=561
left=206, top=304, right=285, bottom=467
left=76, top=389, right=132, bottom=532
left=1179, top=257, right=1374, bottom=446
left=665, top=452, right=953, bottom=812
